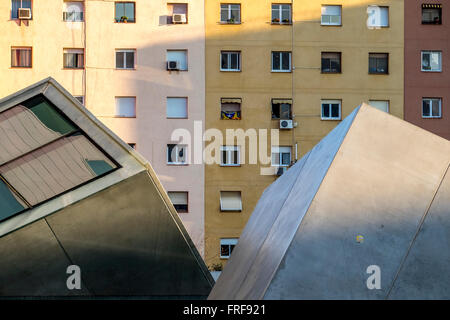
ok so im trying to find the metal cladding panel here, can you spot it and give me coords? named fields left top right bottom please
left=209, top=106, right=360, bottom=300
left=388, top=169, right=450, bottom=299
left=263, top=105, right=450, bottom=299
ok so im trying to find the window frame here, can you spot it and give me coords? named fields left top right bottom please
left=63, top=1, right=84, bottom=22
left=220, top=238, right=238, bottom=259
left=271, top=51, right=292, bottom=72
left=369, top=52, right=389, bottom=75
left=221, top=98, right=242, bottom=120
left=368, top=100, right=390, bottom=113
left=219, top=191, right=242, bottom=212
left=220, top=51, right=241, bottom=72
left=321, top=99, right=342, bottom=120
left=421, top=51, right=442, bottom=72
left=220, top=3, right=241, bottom=24
left=321, top=5, right=342, bottom=26
left=271, top=146, right=292, bottom=167
left=422, top=98, right=442, bottom=118
left=11, top=46, right=32, bottom=68
left=220, top=145, right=240, bottom=167
left=321, top=52, right=342, bottom=74
left=166, top=49, right=188, bottom=71
left=367, top=5, right=389, bottom=28
left=271, top=3, right=292, bottom=24
left=63, top=48, right=85, bottom=69
left=114, top=1, right=136, bottom=23
left=168, top=191, right=189, bottom=213
left=166, top=97, right=188, bottom=119
left=115, top=49, right=136, bottom=70
left=422, top=4, right=442, bottom=25
left=167, top=3, right=188, bottom=24
left=114, top=96, right=136, bottom=118
left=11, top=0, right=32, bottom=20
left=167, top=144, right=188, bottom=165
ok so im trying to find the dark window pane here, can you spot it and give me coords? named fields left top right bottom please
left=221, top=245, right=230, bottom=257
left=432, top=99, right=440, bottom=116
left=422, top=53, right=431, bottom=70
left=232, top=150, right=238, bottom=164
left=282, top=52, right=290, bottom=70
left=281, top=152, right=290, bottom=165
left=322, top=104, right=330, bottom=118
left=423, top=100, right=430, bottom=117
left=174, top=204, right=188, bottom=212
left=272, top=52, right=280, bottom=70
left=125, top=52, right=134, bottom=68
left=220, top=5, right=228, bottom=22
left=221, top=150, right=227, bottom=164
left=221, top=53, right=228, bottom=69
left=116, top=52, right=124, bottom=68
left=331, top=104, right=340, bottom=118
left=167, top=144, right=175, bottom=162
left=272, top=103, right=281, bottom=119
left=230, top=53, right=239, bottom=70
left=280, top=103, right=291, bottom=119
left=0, top=179, right=26, bottom=222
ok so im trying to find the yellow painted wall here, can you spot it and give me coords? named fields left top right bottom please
left=204, top=0, right=404, bottom=267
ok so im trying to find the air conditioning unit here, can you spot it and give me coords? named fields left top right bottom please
left=276, top=166, right=287, bottom=176
left=280, top=119, right=293, bottom=129
left=18, top=8, right=32, bottom=19
left=167, top=61, right=179, bottom=70
left=172, top=14, right=187, bottom=24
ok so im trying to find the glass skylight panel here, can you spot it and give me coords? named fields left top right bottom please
left=0, top=95, right=117, bottom=222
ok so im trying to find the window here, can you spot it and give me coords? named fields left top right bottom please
left=167, top=3, right=188, bottom=24
left=221, top=146, right=240, bottom=166
left=128, top=143, right=136, bottom=149
left=11, top=0, right=31, bottom=19
left=63, top=1, right=84, bottom=22
left=115, top=97, right=136, bottom=117
left=220, top=191, right=242, bottom=211
left=168, top=192, right=188, bottom=213
left=422, top=4, right=442, bottom=24
left=321, top=52, right=341, bottom=73
left=321, top=100, right=341, bottom=120
left=272, top=4, right=291, bottom=24
left=167, top=97, right=188, bottom=118
left=369, top=53, right=388, bottom=74
left=221, top=51, right=241, bottom=71
left=221, top=98, right=241, bottom=120
left=63, top=49, right=84, bottom=69
left=367, top=6, right=389, bottom=28
left=0, top=95, right=117, bottom=222
left=115, top=2, right=135, bottom=23
left=167, top=144, right=187, bottom=164
left=220, top=238, right=238, bottom=259
left=422, top=98, right=442, bottom=118
left=74, top=96, right=84, bottom=105
left=271, top=99, right=292, bottom=119
left=321, top=5, right=341, bottom=26
left=166, top=50, right=188, bottom=71
left=116, top=49, right=135, bottom=69
left=368, top=100, right=389, bottom=113
left=422, top=51, right=442, bottom=72
left=11, top=47, right=32, bottom=68
left=271, top=146, right=291, bottom=167
left=220, top=4, right=240, bottom=24
left=272, top=52, right=291, bottom=72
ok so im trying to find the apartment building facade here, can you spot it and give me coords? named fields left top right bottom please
left=0, top=0, right=206, bottom=255
left=405, top=1, right=450, bottom=140
left=204, top=0, right=404, bottom=266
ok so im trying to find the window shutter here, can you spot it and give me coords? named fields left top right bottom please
left=167, top=51, right=187, bottom=70
left=322, top=5, right=340, bottom=16
left=168, top=192, right=187, bottom=205
left=167, top=98, right=187, bottom=118
left=369, top=101, right=389, bottom=113
left=115, top=97, right=136, bottom=117
left=220, top=191, right=242, bottom=211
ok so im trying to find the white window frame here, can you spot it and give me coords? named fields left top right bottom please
left=115, top=96, right=136, bottom=117
left=115, top=49, right=135, bottom=70
left=422, top=98, right=442, bottom=118
left=271, top=4, right=291, bottom=24
left=271, top=51, right=291, bottom=72
left=220, top=191, right=242, bottom=212
left=367, top=6, right=389, bottom=28
left=220, top=3, right=241, bottom=23
left=63, top=1, right=84, bottom=22
left=321, top=100, right=342, bottom=120
left=271, top=146, right=292, bottom=167
left=368, top=100, right=389, bottom=113
left=421, top=51, right=442, bottom=72
left=220, top=51, right=241, bottom=71
left=220, top=146, right=240, bottom=166
left=167, top=144, right=188, bottom=165
left=220, top=238, right=238, bottom=259
left=321, top=5, right=342, bottom=26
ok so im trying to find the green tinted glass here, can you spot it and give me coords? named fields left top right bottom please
left=87, top=160, right=114, bottom=176
left=0, top=179, right=26, bottom=221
